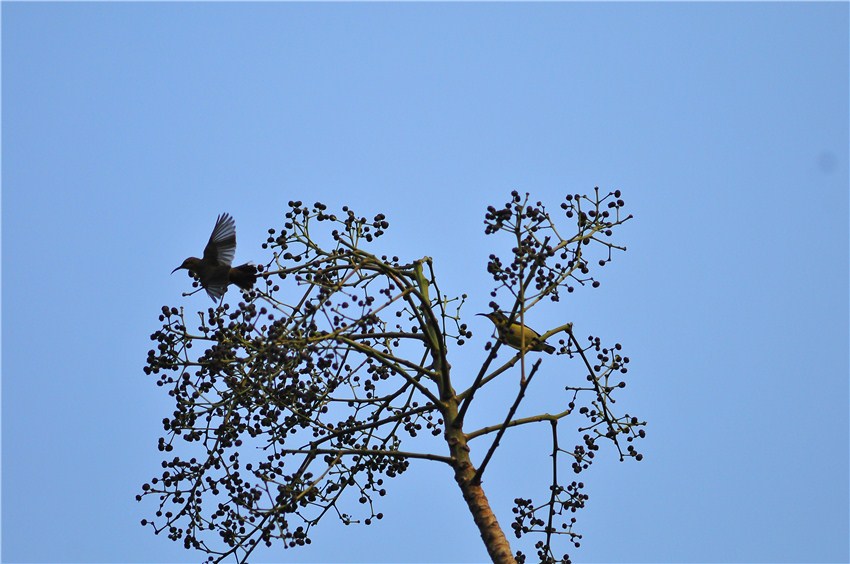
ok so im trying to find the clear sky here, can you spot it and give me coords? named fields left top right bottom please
left=3, top=2, right=848, bottom=563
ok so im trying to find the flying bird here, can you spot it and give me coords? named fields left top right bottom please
left=478, top=311, right=556, bottom=354
left=172, top=213, right=257, bottom=301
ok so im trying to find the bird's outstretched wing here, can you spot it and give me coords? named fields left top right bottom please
left=205, top=283, right=228, bottom=302
left=203, top=213, right=237, bottom=267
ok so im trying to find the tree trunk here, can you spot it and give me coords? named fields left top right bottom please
left=445, top=402, right=516, bottom=564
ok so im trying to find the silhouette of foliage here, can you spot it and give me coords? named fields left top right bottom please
left=140, top=189, right=644, bottom=563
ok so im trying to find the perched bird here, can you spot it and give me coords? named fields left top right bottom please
left=478, top=311, right=556, bottom=354
left=172, top=213, right=257, bottom=301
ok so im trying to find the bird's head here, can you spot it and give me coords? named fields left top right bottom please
left=171, top=257, right=202, bottom=275
left=477, top=311, right=508, bottom=326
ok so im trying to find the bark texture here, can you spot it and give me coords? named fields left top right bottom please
left=445, top=400, right=516, bottom=564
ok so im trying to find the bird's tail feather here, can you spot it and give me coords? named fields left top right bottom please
left=230, top=263, right=258, bottom=290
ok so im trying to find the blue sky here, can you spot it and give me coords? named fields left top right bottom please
left=3, top=2, right=848, bottom=562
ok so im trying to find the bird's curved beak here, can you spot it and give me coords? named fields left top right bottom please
left=171, top=266, right=182, bottom=275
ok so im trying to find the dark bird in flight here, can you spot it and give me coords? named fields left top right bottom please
left=478, top=311, right=556, bottom=354
left=172, top=213, right=257, bottom=301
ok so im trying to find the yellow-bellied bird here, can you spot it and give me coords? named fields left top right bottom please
left=172, top=213, right=257, bottom=301
left=477, top=311, right=555, bottom=354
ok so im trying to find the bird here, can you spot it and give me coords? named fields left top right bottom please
left=477, top=311, right=556, bottom=354
left=171, top=213, right=257, bottom=301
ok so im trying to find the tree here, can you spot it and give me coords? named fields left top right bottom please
left=140, top=189, right=645, bottom=563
